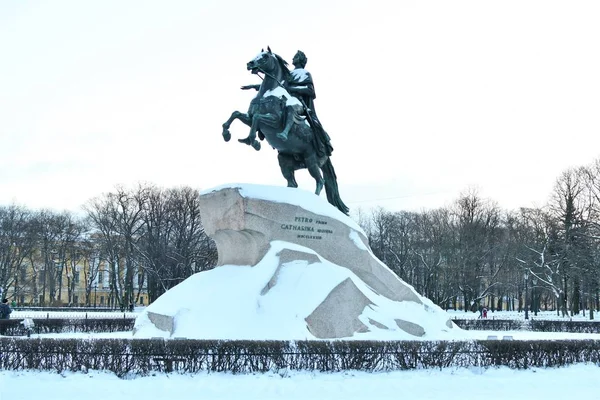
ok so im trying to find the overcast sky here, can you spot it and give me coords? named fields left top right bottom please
left=1, top=1, right=599, bottom=215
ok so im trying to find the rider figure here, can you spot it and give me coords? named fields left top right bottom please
left=284, top=51, right=332, bottom=157
left=241, top=50, right=333, bottom=157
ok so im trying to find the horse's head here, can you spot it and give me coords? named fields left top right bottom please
left=247, top=47, right=290, bottom=79
left=247, top=48, right=276, bottom=75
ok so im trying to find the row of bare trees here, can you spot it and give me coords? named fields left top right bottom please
left=4, top=161, right=600, bottom=315
left=85, top=184, right=216, bottom=306
left=360, top=159, right=600, bottom=318
left=0, top=184, right=217, bottom=307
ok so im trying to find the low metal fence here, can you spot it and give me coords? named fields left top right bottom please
left=0, top=318, right=136, bottom=336
left=452, top=318, right=600, bottom=333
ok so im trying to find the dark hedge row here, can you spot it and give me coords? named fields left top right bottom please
left=529, top=320, right=600, bottom=333
left=452, top=319, right=600, bottom=333
left=1, top=338, right=599, bottom=375
left=13, top=307, right=123, bottom=312
left=0, top=319, right=135, bottom=336
left=452, top=319, right=525, bottom=331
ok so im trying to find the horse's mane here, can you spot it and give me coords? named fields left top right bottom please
left=273, top=53, right=291, bottom=82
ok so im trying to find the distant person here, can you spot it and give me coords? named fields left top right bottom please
left=0, top=298, right=12, bottom=319
left=482, top=307, right=488, bottom=319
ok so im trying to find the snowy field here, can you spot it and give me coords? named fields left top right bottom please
left=1, top=365, right=599, bottom=400
left=2, top=312, right=600, bottom=400
left=9, top=309, right=597, bottom=322
left=10, top=307, right=600, bottom=341
left=8, top=308, right=598, bottom=321
left=2, top=319, right=600, bottom=400
left=3, top=308, right=599, bottom=399
left=6, top=309, right=600, bottom=341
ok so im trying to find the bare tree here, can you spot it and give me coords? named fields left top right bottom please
left=85, top=192, right=126, bottom=309
left=0, top=205, right=36, bottom=301
left=31, top=209, right=73, bottom=305
left=452, top=190, right=505, bottom=311
left=511, top=207, right=565, bottom=315
left=411, top=208, right=458, bottom=309
left=548, top=168, right=590, bottom=316
left=139, top=186, right=216, bottom=302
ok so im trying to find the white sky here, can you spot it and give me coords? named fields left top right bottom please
left=1, top=1, right=600, bottom=213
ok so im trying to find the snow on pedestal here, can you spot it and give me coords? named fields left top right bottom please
left=133, top=184, right=457, bottom=340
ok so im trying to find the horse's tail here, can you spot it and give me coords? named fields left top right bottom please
left=322, top=158, right=350, bottom=215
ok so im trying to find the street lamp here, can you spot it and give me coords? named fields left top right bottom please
left=524, top=271, right=529, bottom=320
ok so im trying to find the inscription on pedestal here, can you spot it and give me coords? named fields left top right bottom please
left=280, top=215, right=334, bottom=240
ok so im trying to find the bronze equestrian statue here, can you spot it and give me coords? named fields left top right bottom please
left=221, top=48, right=349, bottom=215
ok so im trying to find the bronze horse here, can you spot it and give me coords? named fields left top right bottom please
left=221, top=49, right=349, bottom=215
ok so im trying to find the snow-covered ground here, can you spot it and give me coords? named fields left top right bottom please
left=1, top=364, right=599, bottom=400
left=4, top=315, right=599, bottom=400
left=9, top=309, right=597, bottom=322
left=2, top=328, right=599, bottom=399
left=3, top=288, right=600, bottom=399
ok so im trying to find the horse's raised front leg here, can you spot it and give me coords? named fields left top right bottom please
left=222, top=111, right=251, bottom=142
left=239, top=113, right=278, bottom=151
left=238, top=113, right=262, bottom=151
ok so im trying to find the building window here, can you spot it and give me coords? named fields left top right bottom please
left=140, top=297, right=144, bottom=305
left=38, top=270, right=46, bottom=284
left=73, top=295, right=78, bottom=304
left=20, top=295, right=25, bottom=304
left=98, top=271, right=104, bottom=284
left=100, top=296, right=105, bottom=305
left=20, top=268, right=27, bottom=282
left=73, top=271, right=80, bottom=284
